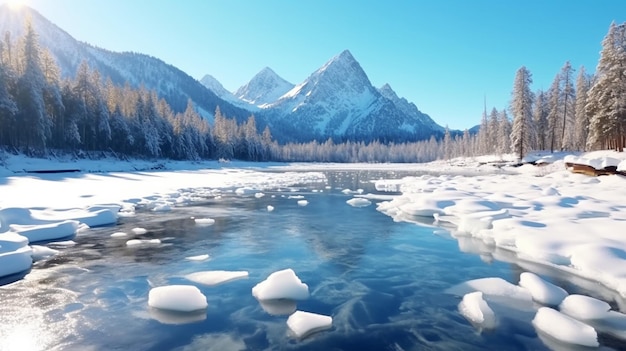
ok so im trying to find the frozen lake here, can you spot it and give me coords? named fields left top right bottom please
left=1, top=170, right=625, bottom=350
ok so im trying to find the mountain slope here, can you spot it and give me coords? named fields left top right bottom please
left=0, top=5, right=251, bottom=122
left=234, top=67, right=294, bottom=106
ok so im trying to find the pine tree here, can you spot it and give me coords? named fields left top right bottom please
left=497, top=109, right=511, bottom=154
left=532, top=90, right=549, bottom=151
left=574, top=66, right=591, bottom=151
left=546, top=75, right=561, bottom=152
left=587, top=22, right=626, bottom=151
left=510, top=66, right=535, bottom=161
left=559, top=61, right=576, bottom=150
left=15, top=21, right=49, bottom=151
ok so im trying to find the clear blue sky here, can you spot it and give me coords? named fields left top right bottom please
left=3, top=0, right=626, bottom=130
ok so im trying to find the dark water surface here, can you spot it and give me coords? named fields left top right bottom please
left=0, top=170, right=622, bottom=351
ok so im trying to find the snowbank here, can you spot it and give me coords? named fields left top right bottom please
left=377, top=150, right=626, bottom=298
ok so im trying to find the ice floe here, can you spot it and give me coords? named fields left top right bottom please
left=185, top=254, right=210, bottom=261
left=346, top=198, right=372, bottom=208
left=148, top=285, right=208, bottom=312
left=532, top=307, right=598, bottom=347
left=194, top=218, right=215, bottom=226
left=126, top=239, right=161, bottom=247
left=287, top=310, right=333, bottom=338
left=267, top=205, right=275, bottom=212
left=297, top=200, right=309, bottom=207
left=185, top=271, right=249, bottom=286
left=252, top=268, right=309, bottom=301
left=519, top=272, right=568, bottom=306
left=559, top=294, right=611, bottom=320
left=458, top=291, right=497, bottom=329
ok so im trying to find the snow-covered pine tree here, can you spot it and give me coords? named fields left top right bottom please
left=559, top=61, right=576, bottom=150
left=497, top=109, right=511, bottom=154
left=574, top=66, right=591, bottom=151
left=16, top=20, right=49, bottom=151
left=546, top=75, right=561, bottom=152
left=532, top=90, right=549, bottom=151
left=510, top=66, right=535, bottom=161
left=587, top=22, right=626, bottom=151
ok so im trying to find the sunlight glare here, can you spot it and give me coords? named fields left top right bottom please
left=6, top=0, right=25, bottom=10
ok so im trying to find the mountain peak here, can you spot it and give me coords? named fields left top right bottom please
left=235, top=67, right=294, bottom=106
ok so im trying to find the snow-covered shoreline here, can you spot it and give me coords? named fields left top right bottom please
left=1, top=150, right=626, bottom=302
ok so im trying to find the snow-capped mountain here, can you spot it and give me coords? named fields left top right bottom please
left=259, top=50, right=443, bottom=142
left=2, top=5, right=445, bottom=144
left=199, top=74, right=258, bottom=110
left=0, top=5, right=251, bottom=122
left=234, top=67, right=294, bottom=106
left=378, top=83, right=444, bottom=134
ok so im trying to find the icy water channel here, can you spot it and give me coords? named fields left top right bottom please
left=1, top=170, right=625, bottom=351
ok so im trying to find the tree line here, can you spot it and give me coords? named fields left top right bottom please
left=1, top=21, right=625, bottom=164
left=456, top=21, right=626, bottom=161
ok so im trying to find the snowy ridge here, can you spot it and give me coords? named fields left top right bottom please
left=0, top=5, right=252, bottom=122
left=235, top=67, right=294, bottom=106
left=200, top=74, right=259, bottom=111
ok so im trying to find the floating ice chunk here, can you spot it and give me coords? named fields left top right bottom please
left=252, top=268, right=309, bottom=301
left=30, top=245, right=59, bottom=261
left=297, top=200, right=309, bottom=207
left=10, top=219, right=80, bottom=243
left=0, top=245, right=32, bottom=277
left=346, top=198, right=372, bottom=208
left=194, top=218, right=215, bottom=226
left=132, top=227, right=148, bottom=234
left=559, top=295, right=610, bottom=320
left=288, top=195, right=305, bottom=199
left=148, top=285, right=208, bottom=312
left=458, top=291, right=496, bottom=329
left=110, top=232, right=127, bottom=238
left=254, top=192, right=265, bottom=198
left=235, top=187, right=255, bottom=195
left=185, top=271, right=249, bottom=286
left=185, top=254, right=209, bottom=261
left=446, top=277, right=532, bottom=302
left=267, top=205, right=275, bottom=212
left=287, top=311, right=333, bottom=338
left=126, top=239, right=161, bottom=246
left=152, top=204, right=172, bottom=212
left=519, top=272, right=568, bottom=306
left=532, top=307, right=598, bottom=347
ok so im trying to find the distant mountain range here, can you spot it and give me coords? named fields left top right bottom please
left=0, top=5, right=446, bottom=143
